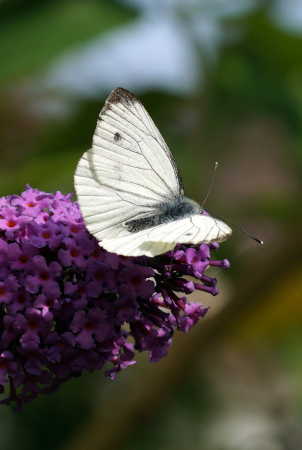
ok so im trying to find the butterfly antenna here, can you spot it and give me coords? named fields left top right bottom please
left=228, top=221, right=264, bottom=246
left=202, top=161, right=219, bottom=208
left=202, top=163, right=263, bottom=246
left=239, top=225, right=264, bottom=245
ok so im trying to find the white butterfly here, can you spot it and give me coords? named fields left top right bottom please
left=74, top=87, right=232, bottom=257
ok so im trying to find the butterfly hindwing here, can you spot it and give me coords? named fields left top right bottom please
left=101, top=214, right=231, bottom=257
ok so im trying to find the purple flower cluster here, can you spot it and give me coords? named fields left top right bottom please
left=0, top=186, right=229, bottom=407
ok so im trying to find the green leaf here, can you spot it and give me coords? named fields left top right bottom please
left=0, top=0, right=135, bottom=85
left=0, top=151, right=77, bottom=195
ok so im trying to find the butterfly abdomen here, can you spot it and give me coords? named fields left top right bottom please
left=125, top=197, right=200, bottom=233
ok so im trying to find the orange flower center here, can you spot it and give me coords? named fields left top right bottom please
left=0, top=287, right=6, bottom=296
left=70, top=248, right=79, bottom=257
left=6, top=220, right=17, bottom=228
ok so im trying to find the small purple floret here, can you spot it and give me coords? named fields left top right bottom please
left=0, top=186, right=230, bottom=407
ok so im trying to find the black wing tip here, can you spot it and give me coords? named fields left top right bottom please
left=108, top=87, right=137, bottom=104
left=100, top=87, right=137, bottom=115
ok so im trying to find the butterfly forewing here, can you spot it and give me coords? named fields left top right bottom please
left=75, top=88, right=182, bottom=241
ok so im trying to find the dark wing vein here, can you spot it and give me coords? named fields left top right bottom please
left=136, top=140, right=177, bottom=198
left=105, top=107, right=178, bottom=199
left=104, top=110, right=143, bottom=144
left=94, top=133, right=139, bottom=154
left=127, top=97, right=183, bottom=196
left=90, top=172, right=170, bottom=200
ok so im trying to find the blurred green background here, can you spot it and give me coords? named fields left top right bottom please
left=1, top=1, right=302, bottom=449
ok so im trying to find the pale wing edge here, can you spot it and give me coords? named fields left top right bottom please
left=101, top=214, right=232, bottom=257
